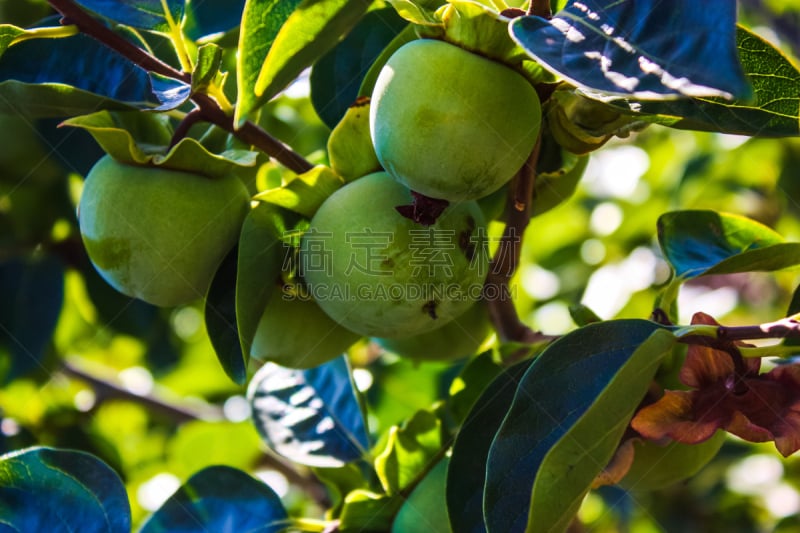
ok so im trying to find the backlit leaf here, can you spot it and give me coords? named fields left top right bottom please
left=248, top=356, right=370, bottom=467
left=74, top=0, right=184, bottom=32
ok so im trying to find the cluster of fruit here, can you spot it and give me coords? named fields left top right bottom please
left=77, top=37, right=543, bottom=368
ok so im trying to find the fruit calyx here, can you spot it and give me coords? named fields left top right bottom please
left=394, top=191, right=450, bottom=226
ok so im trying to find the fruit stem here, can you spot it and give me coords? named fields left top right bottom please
left=46, top=0, right=315, bottom=175
left=485, top=135, right=555, bottom=346
left=528, top=0, right=553, bottom=18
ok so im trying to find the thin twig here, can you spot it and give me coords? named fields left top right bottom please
left=46, top=0, right=314, bottom=175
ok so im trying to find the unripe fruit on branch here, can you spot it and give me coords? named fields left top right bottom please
left=78, top=155, right=250, bottom=307
left=370, top=39, right=542, bottom=202
left=299, top=172, right=488, bottom=338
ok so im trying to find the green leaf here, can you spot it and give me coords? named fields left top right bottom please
left=236, top=204, right=304, bottom=359
left=511, top=1, right=750, bottom=100
left=339, top=489, right=403, bottom=532
left=484, top=320, right=673, bottom=532
left=0, top=446, right=130, bottom=532
left=386, top=0, right=442, bottom=25
left=447, top=360, right=533, bottom=533
left=236, top=0, right=302, bottom=125
left=253, top=165, right=344, bottom=217
left=0, top=24, right=24, bottom=55
left=62, top=111, right=258, bottom=179
left=310, top=7, right=408, bottom=128
left=139, top=465, right=288, bottom=532
left=248, top=356, right=371, bottom=467
left=205, top=247, right=245, bottom=384
left=75, top=0, right=184, bottom=32
left=374, top=409, right=442, bottom=495
left=657, top=210, right=797, bottom=279
left=248, top=0, right=371, bottom=122
left=192, top=43, right=224, bottom=93
left=447, top=350, right=504, bottom=426
left=613, top=26, right=800, bottom=137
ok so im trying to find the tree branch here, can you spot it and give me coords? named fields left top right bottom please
left=46, top=0, right=314, bottom=175
left=484, top=136, right=556, bottom=347
left=529, top=0, right=553, bottom=18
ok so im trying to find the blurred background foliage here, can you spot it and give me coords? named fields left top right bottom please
left=1, top=0, right=800, bottom=530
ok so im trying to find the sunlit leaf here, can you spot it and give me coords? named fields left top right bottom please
left=0, top=447, right=130, bottom=532
left=374, top=409, right=442, bottom=495
left=62, top=111, right=257, bottom=179
left=248, top=356, right=370, bottom=467
left=139, top=465, right=288, bottom=532
left=253, top=165, right=344, bottom=218
left=510, top=0, right=751, bottom=100
left=484, top=320, right=673, bottom=532
left=657, top=210, right=799, bottom=279
left=74, top=0, right=184, bottom=32
left=236, top=0, right=304, bottom=125
left=613, top=26, right=800, bottom=137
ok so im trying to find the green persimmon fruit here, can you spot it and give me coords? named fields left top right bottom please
left=618, top=431, right=726, bottom=492
left=299, top=172, right=488, bottom=338
left=370, top=39, right=542, bottom=202
left=250, top=289, right=361, bottom=369
left=78, top=155, right=250, bottom=307
left=376, top=300, right=493, bottom=362
left=391, top=457, right=452, bottom=533
left=327, top=97, right=382, bottom=182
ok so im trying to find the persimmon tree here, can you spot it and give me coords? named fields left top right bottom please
left=1, top=0, right=800, bottom=531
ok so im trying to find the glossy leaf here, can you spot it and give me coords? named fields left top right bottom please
left=447, top=360, right=533, bottom=533
left=0, top=25, right=24, bottom=55
left=484, top=320, right=673, bottom=532
left=185, top=0, right=246, bottom=38
left=139, top=465, right=288, bottom=533
left=612, top=26, right=800, bottom=137
left=236, top=0, right=304, bottom=125
left=74, top=0, right=184, bottom=32
left=253, top=165, right=344, bottom=218
left=62, top=111, right=257, bottom=179
left=0, top=447, right=130, bottom=532
left=192, top=43, right=223, bottom=92
left=244, top=0, right=370, bottom=123
left=310, top=7, right=407, bottom=128
left=374, top=409, right=442, bottom=495
left=0, top=33, right=190, bottom=116
left=248, top=355, right=370, bottom=467
left=235, top=203, right=303, bottom=360
left=657, top=210, right=799, bottom=279
left=510, top=0, right=750, bottom=101
left=205, top=248, right=245, bottom=385
left=0, top=254, right=64, bottom=383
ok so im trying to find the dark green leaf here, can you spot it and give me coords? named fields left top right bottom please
left=236, top=0, right=304, bottom=125
left=484, top=320, right=673, bottom=532
left=185, top=0, right=246, bottom=39
left=139, top=465, right=288, bottom=533
left=253, top=165, right=344, bottom=217
left=339, top=489, right=402, bottom=532
left=0, top=254, right=63, bottom=383
left=447, top=360, right=533, bottom=533
left=0, top=25, right=24, bottom=55
left=0, top=33, right=190, bottom=116
left=510, top=0, right=750, bottom=100
left=612, top=26, right=800, bottom=137
left=657, top=210, right=794, bottom=279
left=235, top=203, right=301, bottom=359
left=75, top=0, right=184, bottom=32
left=310, top=7, right=407, bottom=128
left=248, top=356, right=370, bottom=467
left=205, top=247, right=245, bottom=385
left=0, top=447, right=130, bottom=532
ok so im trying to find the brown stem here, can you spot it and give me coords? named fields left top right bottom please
left=169, top=107, right=204, bottom=149
left=529, top=0, right=553, bottom=18
left=485, top=136, right=556, bottom=347
left=60, top=359, right=329, bottom=506
left=46, top=0, right=314, bottom=175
